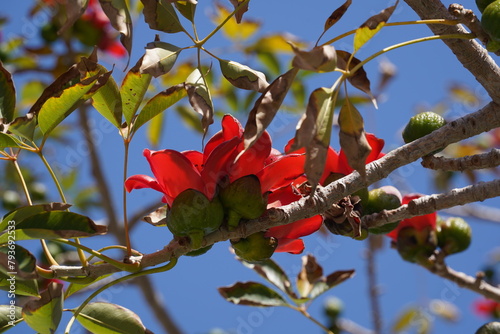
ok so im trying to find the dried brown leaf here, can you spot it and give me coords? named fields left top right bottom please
left=324, top=0, right=352, bottom=32
left=336, top=50, right=376, bottom=107
left=291, top=44, right=337, bottom=72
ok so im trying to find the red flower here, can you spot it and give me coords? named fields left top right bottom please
left=265, top=185, right=323, bottom=254
left=286, top=133, right=385, bottom=184
left=474, top=299, right=500, bottom=318
left=386, top=194, right=437, bottom=240
left=125, top=115, right=306, bottom=206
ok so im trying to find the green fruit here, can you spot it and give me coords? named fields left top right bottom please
left=40, top=23, right=59, bottom=44
left=482, top=1, right=500, bottom=42
left=167, top=189, right=224, bottom=249
left=475, top=322, right=500, bottom=334
left=185, top=245, right=213, bottom=257
left=437, top=217, right=472, bottom=255
left=395, top=226, right=438, bottom=266
left=477, top=0, right=497, bottom=13
left=402, top=111, right=446, bottom=144
left=219, top=175, right=268, bottom=230
left=324, top=296, right=343, bottom=320
left=364, top=186, right=402, bottom=234
left=231, top=231, right=277, bottom=263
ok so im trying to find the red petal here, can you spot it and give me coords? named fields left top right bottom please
left=124, top=175, right=162, bottom=193
left=204, top=115, right=243, bottom=159
left=257, top=154, right=305, bottom=193
left=230, top=131, right=272, bottom=180
left=266, top=216, right=323, bottom=240
left=267, top=185, right=300, bottom=208
left=387, top=194, right=437, bottom=240
left=274, top=238, right=305, bottom=254
left=182, top=150, right=204, bottom=173
left=144, top=149, right=206, bottom=201
left=366, top=133, right=385, bottom=163
left=201, top=137, right=241, bottom=198
left=320, top=147, right=341, bottom=184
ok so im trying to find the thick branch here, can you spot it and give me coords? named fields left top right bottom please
left=50, top=102, right=500, bottom=279
left=421, top=148, right=500, bottom=171
left=363, top=179, right=500, bottom=229
left=404, top=0, right=500, bottom=103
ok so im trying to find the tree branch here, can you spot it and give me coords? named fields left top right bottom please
left=363, top=179, right=500, bottom=229
left=50, top=101, right=500, bottom=279
left=404, top=0, right=500, bottom=103
left=421, top=148, right=500, bottom=171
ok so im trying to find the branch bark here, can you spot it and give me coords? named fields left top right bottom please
left=51, top=101, right=500, bottom=279
left=403, top=0, right=500, bottom=103
left=421, top=148, right=500, bottom=171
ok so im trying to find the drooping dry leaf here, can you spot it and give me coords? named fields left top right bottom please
left=338, top=98, right=371, bottom=179
left=219, top=59, right=269, bottom=92
left=305, top=138, right=329, bottom=192
left=99, top=0, right=133, bottom=67
left=297, top=254, right=323, bottom=298
left=229, top=0, right=250, bottom=23
left=242, top=67, right=298, bottom=152
left=58, top=0, right=89, bottom=35
left=291, top=44, right=337, bottom=72
left=336, top=50, right=376, bottom=108
left=184, top=68, right=214, bottom=138
left=324, top=0, right=352, bottom=32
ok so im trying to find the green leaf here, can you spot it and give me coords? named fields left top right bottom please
left=120, top=57, right=152, bottom=125
left=140, top=41, right=182, bottom=78
left=65, top=274, right=112, bottom=298
left=0, top=133, right=20, bottom=150
left=141, top=0, right=184, bottom=34
left=308, top=269, right=355, bottom=300
left=146, top=109, right=164, bottom=147
left=240, top=259, right=297, bottom=298
left=0, top=305, right=23, bottom=332
left=0, top=244, right=37, bottom=280
left=353, top=2, right=398, bottom=51
left=185, top=68, right=214, bottom=137
left=175, top=105, right=204, bottom=134
left=0, top=272, right=39, bottom=297
left=218, top=282, right=289, bottom=307
left=0, top=62, right=16, bottom=123
left=175, top=0, right=197, bottom=22
left=133, top=84, right=186, bottom=134
left=22, top=282, right=63, bottom=334
left=99, top=0, right=133, bottom=64
left=392, top=307, right=421, bottom=332
left=0, top=203, right=71, bottom=232
left=219, top=59, right=269, bottom=93
left=0, top=211, right=107, bottom=243
left=91, top=70, right=123, bottom=128
left=75, top=302, right=150, bottom=334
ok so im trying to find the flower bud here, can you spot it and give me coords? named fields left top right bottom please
left=231, top=231, right=278, bottom=263
left=219, top=175, right=268, bottom=230
left=395, top=225, right=438, bottom=266
left=167, top=189, right=224, bottom=249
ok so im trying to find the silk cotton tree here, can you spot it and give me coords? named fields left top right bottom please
left=0, top=0, right=500, bottom=333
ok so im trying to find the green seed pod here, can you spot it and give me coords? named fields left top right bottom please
left=231, top=231, right=278, bottom=263
left=167, top=189, right=224, bottom=249
left=482, top=1, right=500, bottom=42
left=477, top=0, right=497, bottom=13
left=402, top=111, right=447, bottom=144
left=475, top=322, right=500, bottom=334
left=219, top=175, right=268, bottom=230
left=395, top=226, right=438, bottom=266
left=437, top=217, right=472, bottom=255
left=364, top=186, right=402, bottom=234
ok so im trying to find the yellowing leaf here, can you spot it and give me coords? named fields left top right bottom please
left=219, top=59, right=269, bottom=92
left=212, top=3, right=259, bottom=41
left=353, top=1, right=398, bottom=51
left=22, top=282, right=64, bottom=334
left=140, top=40, right=182, bottom=77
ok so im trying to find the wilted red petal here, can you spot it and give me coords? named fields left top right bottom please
left=204, top=114, right=244, bottom=159
left=273, top=238, right=305, bottom=254
left=257, top=154, right=306, bottom=193
left=144, top=149, right=206, bottom=202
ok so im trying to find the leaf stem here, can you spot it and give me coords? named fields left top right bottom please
left=349, top=33, right=474, bottom=77
left=291, top=305, right=335, bottom=334
left=63, top=257, right=178, bottom=334
left=122, top=139, right=132, bottom=257
left=322, top=19, right=460, bottom=46
left=197, top=0, right=251, bottom=46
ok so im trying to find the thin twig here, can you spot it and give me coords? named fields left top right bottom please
left=363, top=178, right=500, bottom=229
left=421, top=149, right=500, bottom=171
left=366, top=236, right=382, bottom=334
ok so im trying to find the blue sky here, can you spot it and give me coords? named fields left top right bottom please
left=2, top=0, right=500, bottom=333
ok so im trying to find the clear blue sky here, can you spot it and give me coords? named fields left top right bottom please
left=1, top=0, right=500, bottom=333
